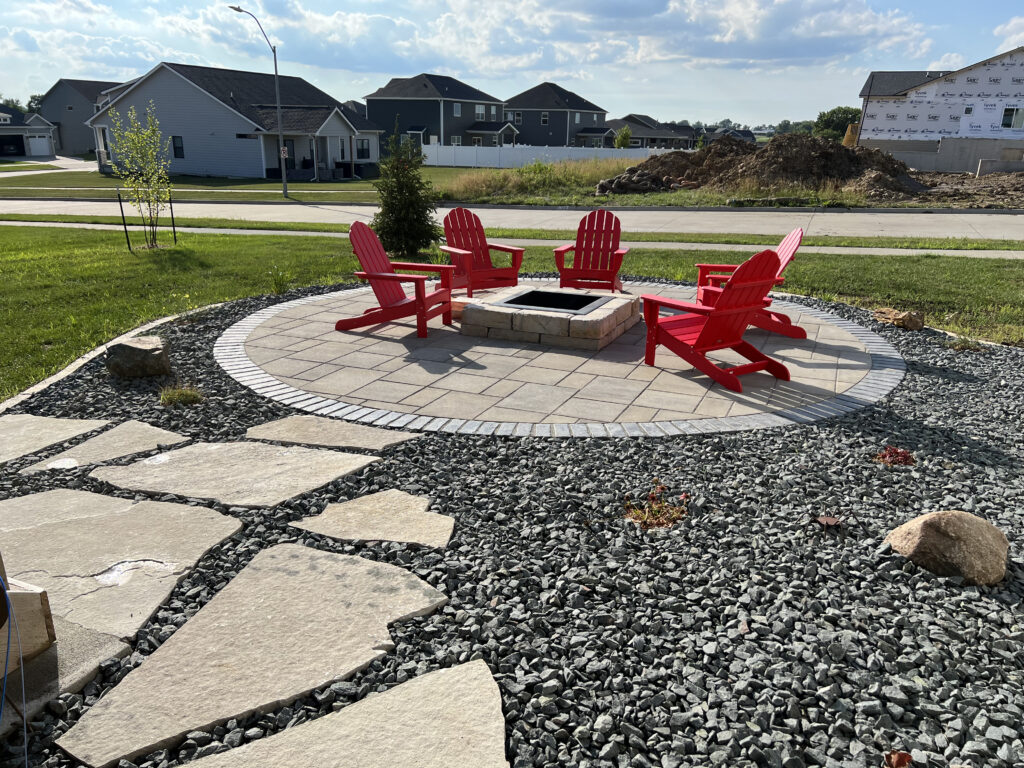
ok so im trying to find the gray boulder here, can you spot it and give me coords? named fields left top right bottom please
left=105, top=336, right=171, bottom=378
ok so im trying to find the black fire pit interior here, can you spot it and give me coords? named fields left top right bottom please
left=492, top=290, right=613, bottom=315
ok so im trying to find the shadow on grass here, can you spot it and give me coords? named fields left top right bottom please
left=137, top=245, right=211, bottom=271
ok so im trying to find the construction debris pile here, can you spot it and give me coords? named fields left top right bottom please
left=596, top=134, right=924, bottom=200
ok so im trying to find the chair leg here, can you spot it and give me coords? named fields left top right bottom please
left=660, top=333, right=742, bottom=391
left=751, top=310, right=807, bottom=339
left=733, top=341, right=790, bottom=381
left=414, top=282, right=428, bottom=338
left=442, top=300, right=452, bottom=326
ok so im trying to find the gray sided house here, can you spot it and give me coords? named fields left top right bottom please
left=606, top=114, right=695, bottom=149
left=37, top=79, right=120, bottom=155
left=504, top=83, right=610, bottom=147
left=0, top=106, right=56, bottom=157
left=87, top=62, right=382, bottom=180
left=365, top=74, right=516, bottom=147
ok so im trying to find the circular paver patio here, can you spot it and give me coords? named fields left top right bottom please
left=214, top=279, right=904, bottom=437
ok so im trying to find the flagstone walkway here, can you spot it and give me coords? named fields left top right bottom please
left=215, top=279, right=904, bottom=437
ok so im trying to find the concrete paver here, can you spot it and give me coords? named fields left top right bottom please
left=185, top=661, right=508, bottom=768
left=245, top=414, right=420, bottom=451
left=57, top=544, right=448, bottom=768
left=292, top=489, right=454, bottom=548
left=90, top=441, right=378, bottom=507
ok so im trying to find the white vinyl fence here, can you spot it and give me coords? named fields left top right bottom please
left=421, top=144, right=676, bottom=168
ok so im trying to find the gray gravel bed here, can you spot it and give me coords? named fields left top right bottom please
left=1, top=278, right=1022, bottom=768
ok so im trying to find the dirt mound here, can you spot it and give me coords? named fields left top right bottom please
left=596, top=133, right=919, bottom=199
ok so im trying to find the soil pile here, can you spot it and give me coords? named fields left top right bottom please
left=596, top=134, right=921, bottom=200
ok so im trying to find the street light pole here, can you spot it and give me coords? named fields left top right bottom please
left=230, top=5, right=287, bottom=198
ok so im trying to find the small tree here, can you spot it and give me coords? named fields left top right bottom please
left=814, top=106, right=862, bottom=142
left=26, top=94, right=44, bottom=113
left=371, top=125, right=441, bottom=260
left=108, top=101, right=171, bottom=249
left=614, top=124, right=632, bottom=148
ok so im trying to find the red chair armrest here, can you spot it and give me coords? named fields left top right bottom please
left=553, top=244, right=574, bottom=271
left=640, top=294, right=713, bottom=315
left=356, top=271, right=429, bottom=283
left=696, top=263, right=738, bottom=286
left=707, top=274, right=731, bottom=287
left=488, top=243, right=525, bottom=256
left=439, top=245, right=472, bottom=258
left=389, top=262, right=457, bottom=274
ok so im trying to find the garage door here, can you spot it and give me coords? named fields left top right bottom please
left=27, top=135, right=50, bottom=156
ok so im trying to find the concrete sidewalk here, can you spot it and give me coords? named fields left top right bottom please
left=1, top=219, right=1020, bottom=260
left=2, top=198, right=1024, bottom=239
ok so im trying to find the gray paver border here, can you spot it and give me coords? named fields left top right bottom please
left=214, top=279, right=906, bottom=438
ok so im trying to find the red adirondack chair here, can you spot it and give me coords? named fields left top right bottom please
left=694, top=228, right=805, bottom=339
left=439, top=207, right=524, bottom=297
left=335, top=222, right=456, bottom=338
left=642, top=249, right=790, bottom=392
left=554, top=210, right=629, bottom=292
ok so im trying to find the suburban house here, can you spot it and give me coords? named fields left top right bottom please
left=0, top=105, right=56, bottom=157
left=504, top=83, right=611, bottom=146
left=36, top=78, right=120, bottom=155
left=606, top=114, right=695, bottom=149
left=857, top=46, right=1024, bottom=173
left=706, top=127, right=756, bottom=144
left=87, top=62, right=382, bottom=180
left=365, top=73, right=516, bottom=147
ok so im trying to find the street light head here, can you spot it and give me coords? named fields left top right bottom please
left=228, top=5, right=244, bottom=12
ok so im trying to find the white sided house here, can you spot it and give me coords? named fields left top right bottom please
left=858, top=47, right=1024, bottom=174
left=87, top=62, right=382, bottom=180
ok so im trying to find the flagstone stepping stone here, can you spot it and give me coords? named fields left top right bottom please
left=187, top=661, right=508, bottom=768
left=90, top=441, right=378, bottom=507
left=58, top=544, right=448, bottom=768
left=20, top=420, right=187, bottom=475
left=1, top=617, right=130, bottom=738
left=291, top=489, right=454, bottom=548
left=0, top=414, right=109, bottom=465
left=0, top=489, right=240, bottom=639
left=246, top=414, right=421, bottom=451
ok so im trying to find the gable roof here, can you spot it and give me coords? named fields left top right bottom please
left=859, top=71, right=950, bottom=98
left=607, top=115, right=694, bottom=140
left=0, top=105, right=28, bottom=126
left=87, top=62, right=380, bottom=133
left=366, top=73, right=501, bottom=103
left=505, top=82, right=604, bottom=112
left=62, top=79, right=122, bottom=103
left=623, top=113, right=659, bottom=128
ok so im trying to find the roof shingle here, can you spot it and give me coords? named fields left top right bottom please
left=365, top=74, right=501, bottom=103
left=505, top=82, right=604, bottom=112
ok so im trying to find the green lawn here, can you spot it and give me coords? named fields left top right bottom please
left=1, top=225, right=1020, bottom=400
left=0, top=162, right=61, bottom=172
left=0, top=214, right=1020, bottom=252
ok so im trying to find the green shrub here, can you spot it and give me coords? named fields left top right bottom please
left=371, top=127, right=442, bottom=259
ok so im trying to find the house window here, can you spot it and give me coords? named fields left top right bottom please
left=472, top=136, right=482, bottom=146
left=592, top=114, right=597, bottom=123
left=235, top=133, right=257, bottom=139
left=338, top=137, right=345, bottom=159
left=575, top=112, right=580, bottom=124
left=451, top=136, right=461, bottom=146
left=0, top=115, right=9, bottom=125
left=453, top=102, right=461, bottom=117
left=66, top=105, right=74, bottom=111
left=172, top=135, right=184, bottom=158
left=540, top=112, right=548, bottom=125
left=475, top=104, right=485, bottom=120
left=514, top=111, right=522, bottom=125
left=504, top=111, right=512, bottom=122
left=491, top=135, right=498, bottom=145
left=356, top=138, right=370, bottom=159
left=490, top=105, right=496, bottom=120
left=1001, top=107, right=1024, bottom=129
left=629, top=138, right=641, bottom=147
left=964, top=106, right=973, bottom=115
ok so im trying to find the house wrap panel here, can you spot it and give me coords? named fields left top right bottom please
left=861, top=50, right=1024, bottom=141
left=91, top=66, right=263, bottom=177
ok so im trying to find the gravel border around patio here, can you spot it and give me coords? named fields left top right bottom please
left=213, top=278, right=905, bottom=437
left=2, top=278, right=1021, bottom=768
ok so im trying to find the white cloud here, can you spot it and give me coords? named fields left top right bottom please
left=994, top=16, right=1024, bottom=51
left=928, top=52, right=965, bottom=70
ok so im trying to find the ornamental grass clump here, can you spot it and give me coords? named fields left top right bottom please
left=159, top=383, right=203, bottom=406
left=624, top=482, right=690, bottom=529
left=874, top=445, right=915, bottom=467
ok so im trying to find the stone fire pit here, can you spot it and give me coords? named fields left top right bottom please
left=459, top=286, right=641, bottom=350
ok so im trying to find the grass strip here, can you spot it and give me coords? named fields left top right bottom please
left=1, top=227, right=1020, bottom=399
left=0, top=164, right=61, bottom=173
left=0, top=215, right=1019, bottom=251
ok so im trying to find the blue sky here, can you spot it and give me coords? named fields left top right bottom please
left=3, top=1, right=1022, bottom=125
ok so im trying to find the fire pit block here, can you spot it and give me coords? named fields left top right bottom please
left=461, top=287, right=641, bottom=350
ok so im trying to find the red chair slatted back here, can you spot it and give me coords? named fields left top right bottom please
left=572, top=210, right=621, bottom=272
left=774, top=228, right=803, bottom=276
left=349, top=221, right=407, bottom=308
left=444, top=207, right=494, bottom=272
left=693, top=249, right=781, bottom=349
